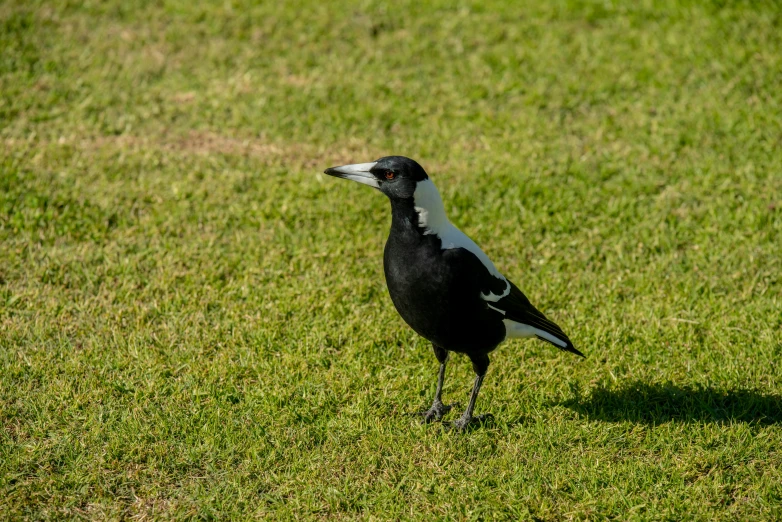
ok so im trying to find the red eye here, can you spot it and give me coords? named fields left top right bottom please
left=385, top=171, right=395, bottom=180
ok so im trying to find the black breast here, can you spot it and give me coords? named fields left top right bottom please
left=382, top=214, right=506, bottom=354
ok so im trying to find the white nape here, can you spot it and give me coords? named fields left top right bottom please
left=503, top=319, right=567, bottom=348
left=413, top=179, right=508, bottom=293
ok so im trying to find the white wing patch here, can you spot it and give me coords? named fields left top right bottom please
left=486, top=303, right=506, bottom=315
left=413, top=179, right=509, bottom=301
left=503, top=319, right=567, bottom=348
left=480, top=280, right=510, bottom=302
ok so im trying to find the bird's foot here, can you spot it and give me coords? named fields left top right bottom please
left=419, top=400, right=457, bottom=424
left=449, top=413, right=494, bottom=432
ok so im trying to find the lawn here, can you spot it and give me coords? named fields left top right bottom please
left=1, top=0, right=781, bottom=519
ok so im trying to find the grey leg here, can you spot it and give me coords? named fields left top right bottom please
left=420, top=345, right=456, bottom=423
left=451, top=354, right=492, bottom=431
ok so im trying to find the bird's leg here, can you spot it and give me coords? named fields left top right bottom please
left=420, top=345, right=455, bottom=423
left=451, top=354, right=492, bottom=431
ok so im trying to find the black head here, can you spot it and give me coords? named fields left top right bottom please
left=324, top=156, right=429, bottom=200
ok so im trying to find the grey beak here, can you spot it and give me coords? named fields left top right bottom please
left=324, top=162, right=379, bottom=189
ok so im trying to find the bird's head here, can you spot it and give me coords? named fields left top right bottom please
left=324, top=156, right=429, bottom=200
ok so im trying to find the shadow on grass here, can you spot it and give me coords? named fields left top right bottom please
left=558, top=381, right=782, bottom=425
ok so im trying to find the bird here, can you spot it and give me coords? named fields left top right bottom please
left=324, top=156, right=583, bottom=430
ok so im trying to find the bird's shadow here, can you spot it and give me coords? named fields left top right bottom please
left=555, top=380, right=782, bottom=425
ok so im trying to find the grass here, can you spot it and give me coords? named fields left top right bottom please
left=1, top=0, right=781, bottom=519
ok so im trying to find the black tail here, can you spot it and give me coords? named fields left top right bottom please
left=531, top=315, right=584, bottom=358
left=499, top=281, right=585, bottom=358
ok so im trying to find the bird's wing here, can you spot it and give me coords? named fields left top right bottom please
left=437, top=224, right=582, bottom=357
left=487, top=280, right=584, bottom=358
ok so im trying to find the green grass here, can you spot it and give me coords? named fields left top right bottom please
left=2, top=0, right=781, bottom=519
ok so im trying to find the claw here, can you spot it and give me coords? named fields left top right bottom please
left=419, top=401, right=458, bottom=423
left=449, top=413, right=494, bottom=432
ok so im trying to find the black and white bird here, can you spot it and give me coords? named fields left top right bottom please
left=324, top=156, right=583, bottom=430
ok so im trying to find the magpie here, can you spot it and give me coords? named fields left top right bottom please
left=324, top=156, right=583, bottom=430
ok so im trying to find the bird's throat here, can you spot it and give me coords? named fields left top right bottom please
left=389, top=198, right=424, bottom=239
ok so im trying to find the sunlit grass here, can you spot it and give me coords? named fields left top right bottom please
left=1, top=0, right=781, bottom=519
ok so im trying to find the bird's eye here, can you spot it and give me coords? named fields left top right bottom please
left=385, top=171, right=396, bottom=180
